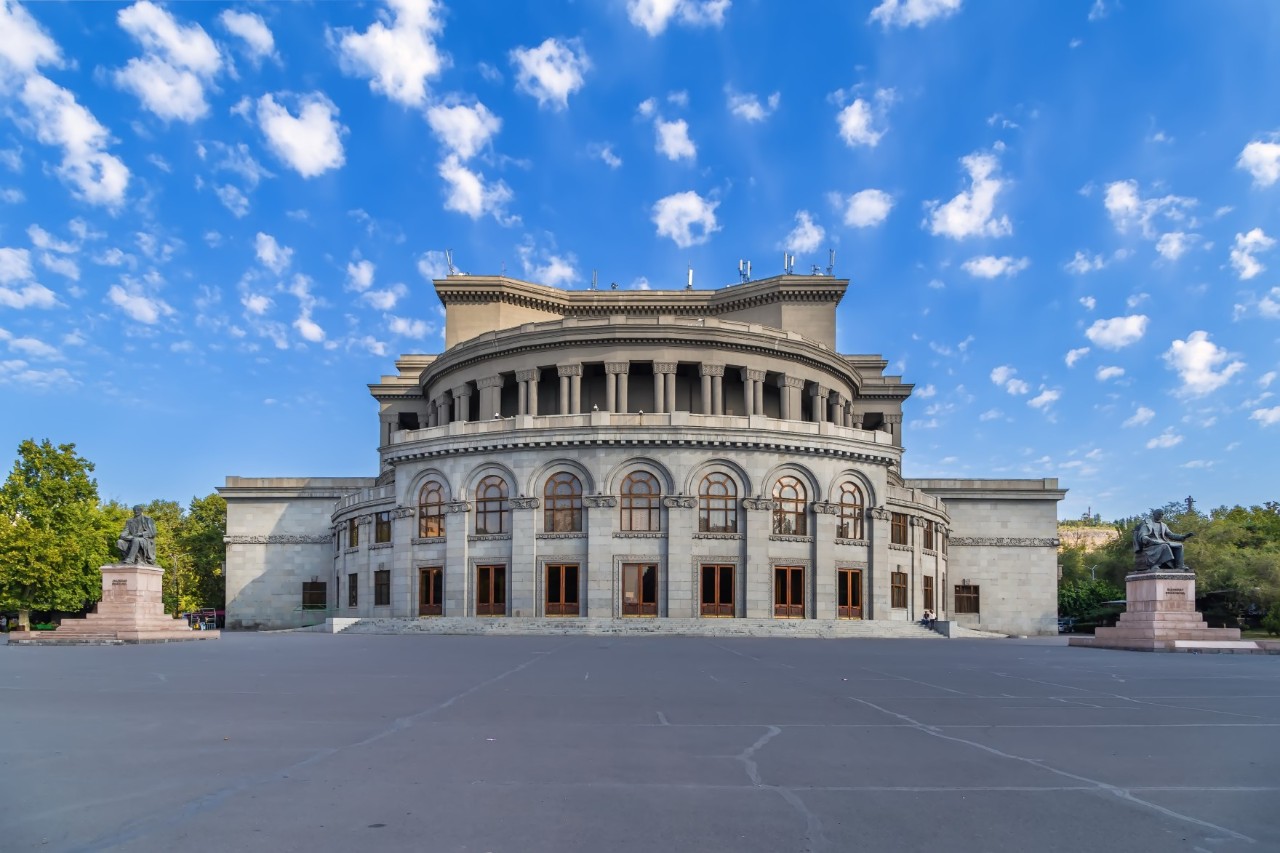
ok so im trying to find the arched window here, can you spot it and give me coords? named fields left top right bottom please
left=544, top=472, right=583, bottom=532
left=418, top=480, right=445, bottom=538
left=474, top=475, right=510, bottom=535
left=838, top=481, right=864, bottom=539
left=620, top=471, right=661, bottom=532
left=698, top=472, right=738, bottom=534
left=772, top=476, right=807, bottom=535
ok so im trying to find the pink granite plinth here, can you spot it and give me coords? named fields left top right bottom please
left=9, top=563, right=219, bottom=645
left=1069, top=571, right=1256, bottom=653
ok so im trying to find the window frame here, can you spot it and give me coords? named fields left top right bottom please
left=890, top=512, right=909, bottom=546
left=923, top=575, right=935, bottom=612
left=374, top=510, right=392, bottom=544
left=347, top=517, right=360, bottom=548
left=837, top=481, right=864, bottom=539
left=771, top=475, right=808, bottom=536
left=698, top=472, right=738, bottom=534
left=418, top=480, right=445, bottom=538
left=620, top=471, right=661, bottom=532
left=891, top=571, right=908, bottom=609
left=374, top=569, right=390, bottom=606
left=955, top=584, right=980, bottom=614
left=922, top=520, right=935, bottom=551
left=474, top=475, right=510, bottom=535
left=347, top=572, right=357, bottom=608
left=301, top=581, right=327, bottom=611
left=543, top=472, right=584, bottom=533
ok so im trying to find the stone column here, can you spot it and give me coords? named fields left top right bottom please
left=426, top=399, right=437, bottom=428
left=778, top=375, right=802, bottom=420
left=379, top=413, right=397, bottom=446
left=571, top=369, right=582, bottom=414
left=617, top=369, right=629, bottom=414
left=528, top=371, right=540, bottom=416
left=452, top=384, right=472, bottom=423
left=443, top=501, right=470, bottom=615
left=701, top=364, right=724, bottom=415
left=656, top=363, right=677, bottom=414
left=850, top=409, right=864, bottom=430
left=517, top=369, right=538, bottom=415
left=809, top=385, right=829, bottom=423
left=437, top=393, right=452, bottom=426
left=605, top=362, right=628, bottom=413
left=476, top=375, right=503, bottom=419
left=747, top=369, right=765, bottom=415
left=739, top=368, right=754, bottom=416
left=557, top=364, right=580, bottom=415
left=885, top=413, right=902, bottom=445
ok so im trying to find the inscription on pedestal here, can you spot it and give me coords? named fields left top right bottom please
left=1166, top=587, right=1185, bottom=597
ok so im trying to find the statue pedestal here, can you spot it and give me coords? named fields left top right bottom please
left=9, top=564, right=219, bottom=645
left=1069, top=571, right=1255, bottom=653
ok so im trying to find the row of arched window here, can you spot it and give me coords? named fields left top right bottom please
left=414, top=473, right=872, bottom=539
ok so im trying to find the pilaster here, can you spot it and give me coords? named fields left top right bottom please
left=443, top=501, right=470, bottom=615
left=866, top=506, right=892, bottom=619
left=743, top=498, right=774, bottom=618
left=584, top=495, right=618, bottom=616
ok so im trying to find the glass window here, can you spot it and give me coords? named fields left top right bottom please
left=923, top=575, right=935, bottom=611
left=475, top=476, right=510, bottom=535
left=348, top=573, right=357, bottom=607
left=891, top=571, right=908, bottom=608
left=772, top=476, right=807, bottom=535
left=374, top=510, right=392, bottom=543
left=620, top=471, right=661, bottom=532
left=418, top=480, right=445, bottom=538
left=838, top=482, right=864, bottom=539
left=955, top=584, right=980, bottom=614
left=301, top=581, right=327, bottom=610
left=922, top=520, right=935, bottom=550
left=891, top=513, right=909, bottom=545
left=543, top=472, right=584, bottom=532
left=374, top=570, right=390, bottom=606
left=347, top=517, right=359, bottom=548
left=698, top=472, right=738, bottom=533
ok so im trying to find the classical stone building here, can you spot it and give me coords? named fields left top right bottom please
left=221, top=273, right=1065, bottom=635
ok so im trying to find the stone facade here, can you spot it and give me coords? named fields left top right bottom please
left=221, top=274, right=1066, bottom=634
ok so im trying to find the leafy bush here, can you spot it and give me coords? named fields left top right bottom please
left=1262, top=605, right=1280, bottom=638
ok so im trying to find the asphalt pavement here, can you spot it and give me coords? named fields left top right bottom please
left=0, top=632, right=1276, bottom=852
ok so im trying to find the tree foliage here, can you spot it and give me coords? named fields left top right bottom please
left=1058, top=577, right=1124, bottom=619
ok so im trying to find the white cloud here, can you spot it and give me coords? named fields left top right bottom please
left=916, top=384, right=936, bottom=398
left=1079, top=296, right=1096, bottom=310
left=426, top=101, right=501, bottom=160
left=589, top=143, right=622, bottom=169
left=627, top=0, right=730, bottom=36
left=346, top=259, right=375, bottom=292
left=438, top=155, right=514, bottom=222
left=1065, top=251, right=1105, bottom=274
left=17, top=76, right=130, bottom=207
left=990, top=365, right=1028, bottom=395
left=417, top=250, right=448, bottom=280
left=215, top=184, right=250, bottom=217
left=254, top=232, right=292, bottom=275
left=1065, top=347, right=1090, bottom=367
left=517, top=241, right=578, bottom=287
left=256, top=93, right=346, bottom=178
left=651, top=190, right=719, bottom=248
left=925, top=151, right=1012, bottom=239
left=1028, top=388, right=1060, bottom=409
left=332, top=0, right=446, bottom=107
left=1254, top=286, right=1280, bottom=319
left=362, top=283, right=407, bottom=310
left=1095, top=365, right=1124, bottom=381
left=1103, top=179, right=1196, bottom=239
left=836, top=98, right=885, bottom=148
left=0, top=359, right=76, bottom=389
left=869, top=0, right=963, bottom=28
left=1085, top=315, right=1147, bottom=349
left=636, top=98, right=657, bottom=118
left=1238, top=138, right=1280, bottom=188
left=114, top=56, right=209, bottom=122
left=388, top=315, right=432, bottom=338
left=115, top=1, right=222, bottom=122
left=1251, top=406, right=1280, bottom=427
left=0, top=188, right=23, bottom=204
left=1146, top=429, right=1183, bottom=449
left=117, top=1, right=220, bottom=74
left=1229, top=228, right=1274, bottom=280
left=1260, top=371, right=1277, bottom=389
left=655, top=118, right=696, bottom=161
left=1163, top=330, right=1245, bottom=397
left=726, top=89, right=779, bottom=122
left=838, top=189, right=894, bottom=228
left=510, top=37, right=590, bottom=111
left=783, top=211, right=824, bottom=254
left=294, top=315, right=325, bottom=343
left=1155, top=231, right=1195, bottom=261
left=979, top=408, right=1002, bottom=421
left=27, top=224, right=76, bottom=254
left=3, top=334, right=60, bottom=361
left=219, top=10, right=276, bottom=63
left=1123, top=406, right=1155, bottom=427
left=106, top=281, right=174, bottom=324
left=38, top=252, right=78, bottom=280
left=962, top=255, right=1029, bottom=278
left=241, top=293, right=272, bottom=315
left=0, top=0, right=62, bottom=74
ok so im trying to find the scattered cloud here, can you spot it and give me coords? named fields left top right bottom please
left=588, top=142, right=622, bottom=169
left=1229, top=228, right=1274, bottom=280
left=107, top=278, right=175, bottom=324
left=835, top=89, right=894, bottom=148
left=332, top=0, right=446, bottom=107
left=1103, top=179, right=1196, bottom=239
left=17, top=77, right=131, bottom=207
left=869, top=0, right=962, bottom=28
left=510, top=37, right=590, bottom=110
left=655, top=118, right=696, bottom=161
left=219, top=10, right=276, bottom=64
left=1079, top=296, right=1096, bottom=310
left=417, top=250, right=449, bottom=280
left=256, top=93, right=346, bottom=178
left=925, top=150, right=1012, bottom=239
left=782, top=211, right=824, bottom=254
left=990, top=365, right=1029, bottom=395
left=437, top=156, right=514, bottom=222
left=1085, top=314, right=1147, bottom=349
left=114, top=1, right=222, bottom=123
left=517, top=239, right=578, bottom=287
left=1095, top=365, right=1124, bottom=381
left=1155, top=231, right=1195, bottom=261
left=726, top=89, right=779, bottom=122
left=1146, top=429, right=1183, bottom=449
left=835, top=189, right=894, bottom=228
left=1065, top=251, right=1105, bottom=274
left=426, top=100, right=501, bottom=160
left=388, top=315, right=433, bottom=338
left=1065, top=347, right=1090, bottom=367
left=1251, top=406, right=1280, bottom=427
left=346, top=259, right=375, bottom=292
left=254, top=232, right=292, bottom=275
left=1123, top=406, right=1155, bottom=427
left=962, top=255, right=1029, bottom=278
left=1237, top=136, right=1280, bottom=187
left=1028, top=387, right=1061, bottom=409
left=651, top=190, right=719, bottom=248
left=1164, top=330, right=1245, bottom=397
left=0, top=247, right=57, bottom=309
left=627, top=0, right=730, bottom=36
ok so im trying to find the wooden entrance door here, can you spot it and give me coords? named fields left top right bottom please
left=476, top=564, right=506, bottom=616
left=700, top=564, right=734, bottom=616
left=774, top=566, right=805, bottom=618
left=545, top=563, right=580, bottom=616
left=621, top=563, right=658, bottom=616
left=837, top=568, right=862, bottom=619
left=419, top=567, right=443, bottom=616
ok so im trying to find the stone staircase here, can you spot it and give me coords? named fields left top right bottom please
left=336, top=616, right=950, bottom=639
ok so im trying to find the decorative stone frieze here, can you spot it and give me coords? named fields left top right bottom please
left=475, top=375, right=504, bottom=389
left=884, top=414, right=903, bottom=424
left=583, top=495, right=618, bottom=508
left=811, top=501, right=839, bottom=515
left=535, top=532, right=588, bottom=540
left=742, top=497, right=776, bottom=511
left=910, top=516, right=926, bottom=527
left=742, top=368, right=766, bottom=382
left=693, top=532, right=744, bottom=540
left=557, top=363, right=582, bottom=377
left=516, top=368, right=539, bottom=382
left=662, top=495, right=696, bottom=508
left=950, top=536, right=1060, bottom=547
left=613, top=532, right=666, bottom=539
left=779, top=375, right=804, bottom=388
left=451, top=384, right=471, bottom=398
left=834, top=538, right=869, bottom=547
left=411, top=536, right=446, bottom=545
left=605, top=362, right=629, bottom=374
left=393, top=507, right=415, bottom=519
left=445, top=500, right=470, bottom=513
left=889, top=543, right=912, bottom=552
left=510, top=496, right=541, bottom=510
left=225, top=534, right=333, bottom=545
left=866, top=507, right=892, bottom=521
left=370, top=543, right=393, bottom=551
left=768, top=535, right=814, bottom=543
left=699, top=364, right=724, bottom=377
left=467, top=534, right=512, bottom=542
left=653, top=362, right=677, bottom=374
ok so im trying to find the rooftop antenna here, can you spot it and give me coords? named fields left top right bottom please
left=591, top=269, right=598, bottom=291
left=738, top=259, right=752, bottom=284
left=826, top=249, right=836, bottom=277
left=811, top=264, right=822, bottom=275
left=445, top=249, right=457, bottom=276
left=783, top=253, right=795, bottom=274
left=610, top=281, right=618, bottom=290
left=686, top=265, right=694, bottom=290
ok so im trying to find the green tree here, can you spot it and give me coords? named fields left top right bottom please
left=179, top=492, right=226, bottom=610
left=1058, top=577, right=1124, bottom=619
left=0, top=440, right=111, bottom=628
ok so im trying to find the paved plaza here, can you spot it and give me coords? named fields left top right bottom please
left=1, top=632, right=1276, bottom=852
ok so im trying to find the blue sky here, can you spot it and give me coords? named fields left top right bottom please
left=1, top=0, right=1278, bottom=521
